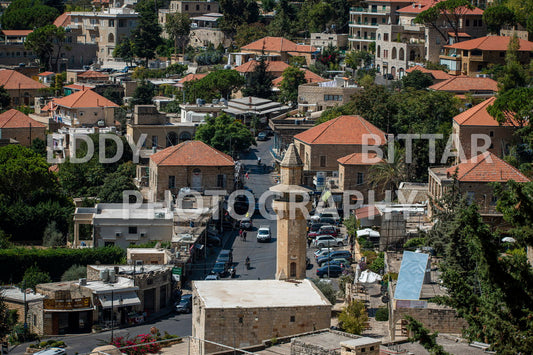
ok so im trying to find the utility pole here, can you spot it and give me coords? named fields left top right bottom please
left=111, top=289, right=114, bottom=343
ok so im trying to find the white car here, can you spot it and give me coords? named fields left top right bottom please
left=312, top=235, right=345, bottom=248
left=256, top=225, right=271, bottom=242
left=314, top=248, right=334, bottom=259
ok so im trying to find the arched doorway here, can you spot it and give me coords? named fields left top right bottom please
left=179, top=131, right=192, bottom=142
left=166, top=132, right=178, bottom=147
left=191, top=168, right=202, bottom=190
left=409, top=50, right=416, bottom=61
left=391, top=66, right=396, bottom=78
left=398, top=68, right=405, bottom=78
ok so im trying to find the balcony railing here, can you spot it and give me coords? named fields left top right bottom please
left=350, top=7, right=388, bottom=14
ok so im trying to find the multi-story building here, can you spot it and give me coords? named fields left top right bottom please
left=64, top=6, right=139, bottom=65
left=189, top=12, right=231, bottom=48
left=440, top=35, right=533, bottom=76
left=310, top=32, right=349, bottom=50
left=297, top=77, right=361, bottom=113
left=159, top=1, right=220, bottom=39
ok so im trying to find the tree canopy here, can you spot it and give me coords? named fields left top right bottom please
left=415, top=0, right=474, bottom=43
left=25, top=25, right=67, bottom=72
left=483, top=5, right=516, bottom=34
left=165, top=12, right=191, bottom=55
left=241, top=58, right=274, bottom=99
left=195, top=113, right=255, bottom=154
left=401, top=70, right=434, bottom=90
left=218, top=0, right=259, bottom=35
left=184, top=70, right=244, bottom=102
left=132, top=0, right=163, bottom=65
left=278, top=66, right=306, bottom=104
left=1, top=0, right=59, bottom=30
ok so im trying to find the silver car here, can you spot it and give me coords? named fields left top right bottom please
left=256, top=225, right=271, bottom=242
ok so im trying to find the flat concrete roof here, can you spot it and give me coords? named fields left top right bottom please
left=1, top=287, right=45, bottom=302
left=89, top=265, right=171, bottom=274
left=194, top=279, right=331, bottom=309
left=293, top=330, right=361, bottom=350
left=340, top=337, right=381, bottom=348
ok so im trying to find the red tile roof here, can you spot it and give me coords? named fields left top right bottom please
left=52, top=88, right=119, bottom=108
left=271, top=68, right=326, bottom=87
left=1, top=30, right=33, bottom=36
left=444, top=35, right=533, bottom=51
left=429, top=76, right=498, bottom=93
left=0, top=69, right=47, bottom=90
left=405, top=65, right=452, bottom=80
left=64, top=83, right=93, bottom=91
left=150, top=140, right=234, bottom=167
left=398, top=0, right=483, bottom=15
left=338, top=152, right=383, bottom=165
left=38, top=71, right=55, bottom=76
left=453, top=97, right=515, bottom=126
left=53, top=13, right=71, bottom=27
left=355, top=206, right=381, bottom=220
left=234, top=60, right=290, bottom=75
left=294, top=115, right=386, bottom=145
left=241, top=37, right=317, bottom=53
left=448, top=32, right=471, bottom=38
left=446, top=151, right=530, bottom=182
left=0, top=109, right=46, bottom=129
left=177, top=73, right=207, bottom=86
left=77, top=70, right=109, bottom=79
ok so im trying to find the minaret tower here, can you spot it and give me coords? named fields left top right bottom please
left=270, top=143, right=312, bottom=280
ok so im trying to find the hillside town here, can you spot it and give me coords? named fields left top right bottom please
left=0, top=0, right=532, bottom=354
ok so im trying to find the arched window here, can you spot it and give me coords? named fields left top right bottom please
left=108, top=33, right=114, bottom=43
left=290, top=262, right=296, bottom=278
left=399, top=48, right=405, bottom=61
left=179, top=132, right=192, bottom=142
left=410, top=50, right=416, bottom=61
left=166, top=132, right=178, bottom=147
left=391, top=47, right=397, bottom=59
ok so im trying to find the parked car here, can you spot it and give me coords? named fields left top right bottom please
left=256, top=225, right=272, bottom=242
left=317, top=251, right=352, bottom=266
left=257, top=132, right=268, bottom=141
left=314, top=247, right=334, bottom=259
left=308, top=222, right=324, bottom=233
left=212, top=262, right=228, bottom=277
left=312, top=235, right=345, bottom=248
left=205, top=274, right=220, bottom=280
left=316, top=265, right=344, bottom=278
left=240, top=217, right=253, bottom=230
left=175, top=295, right=192, bottom=313
left=308, top=225, right=339, bottom=239
left=219, top=249, right=233, bottom=264
left=321, top=260, right=349, bottom=270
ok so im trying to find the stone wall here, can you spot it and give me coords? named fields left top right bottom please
left=390, top=307, right=468, bottom=340
left=298, top=84, right=361, bottom=112
left=454, top=121, right=517, bottom=161
left=0, top=126, right=46, bottom=146
left=4, top=299, right=45, bottom=335
left=190, top=28, right=232, bottom=49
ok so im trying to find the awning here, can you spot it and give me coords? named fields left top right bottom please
left=98, top=292, right=141, bottom=309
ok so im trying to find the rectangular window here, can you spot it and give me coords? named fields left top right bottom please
left=320, top=156, right=326, bottom=167
left=185, top=4, right=189, bottom=10
left=357, top=172, right=364, bottom=185
left=168, top=175, right=176, bottom=189
left=489, top=131, right=494, bottom=137
left=33, top=314, right=37, bottom=326
left=109, top=20, right=114, bottom=27
left=196, top=4, right=199, bottom=10
left=217, top=174, right=226, bottom=188
left=128, top=226, right=137, bottom=234
left=290, top=315, right=295, bottom=322
left=473, top=19, right=478, bottom=26
left=466, top=191, right=475, bottom=204
left=151, top=135, right=158, bottom=148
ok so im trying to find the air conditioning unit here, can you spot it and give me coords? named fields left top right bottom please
left=135, top=260, right=143, bottom=266
left=115, top=232, right=122, bottom=237
left=140, top=232, right=146, bottom=237
left=79, top=278, right=87, bottom=286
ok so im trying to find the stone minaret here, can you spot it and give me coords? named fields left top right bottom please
left=270, top=143, right=312, bottom=280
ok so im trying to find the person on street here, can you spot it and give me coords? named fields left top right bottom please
left=245, top=256, right=250, bottom=269
left=243, top=231, right=247, bottom=241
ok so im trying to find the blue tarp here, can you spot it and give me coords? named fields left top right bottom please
left=394, top=251, right=429, bottom=301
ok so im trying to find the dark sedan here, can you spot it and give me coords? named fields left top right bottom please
left=316, top=265, right=344, bottom=278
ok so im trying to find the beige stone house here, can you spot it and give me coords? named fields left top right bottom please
left=293, top=115, right=386, bottom=187
left=240, top=37, right=318, bottom=65
left=338, top=152, right=384, bottom=201
left=428, top=76, right=498, bottom=99
left=0, top=69, right=47, bottom=106
left=191, top=279, right=331, bottom=354
left=428, top=151, right=530, bottom=217
left=452, top=96, right=518, bottom=162
left=297, top=78, right=361, bottom=113
left=149, top=140, right=235, bottom=201
left=45, top=88, right=119, bottom=127
left=0, top=109, right=46, bottom=146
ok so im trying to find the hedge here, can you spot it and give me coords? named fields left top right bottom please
left=0, top=247, right=125, bottom=283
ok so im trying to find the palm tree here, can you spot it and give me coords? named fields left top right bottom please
left=368, top=147, right=407, bottom=199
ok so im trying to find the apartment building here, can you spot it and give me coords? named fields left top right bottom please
left=159, top=1, right=220, bottom=39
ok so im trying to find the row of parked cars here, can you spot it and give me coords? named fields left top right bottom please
left=314, top=249, right=353, bottom=278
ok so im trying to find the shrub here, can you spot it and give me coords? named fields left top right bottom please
left=375, top=307, right=389, bottom=321
left=61, top=265, right=87, bottom=281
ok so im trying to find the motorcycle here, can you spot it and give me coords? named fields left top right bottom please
left=245, top=257, right=250, bottom=270
left=230, top=267, right=236, bottom=278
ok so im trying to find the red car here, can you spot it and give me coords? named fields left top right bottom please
left=307, top=225, right=339, bottom=239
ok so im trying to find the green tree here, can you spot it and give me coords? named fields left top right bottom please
left=195, top=113, right=255, bottom=154
left=338, top=300, right=368, bottom=334
left=102, top=87, right=123, bottom=106
left=61, top=265, right=87, bottom=281
left=21, top=265, right=52, bottom=291
left=0, top=292, right=15, bottom=340
left=24, top=24, right=67, bottom=72
left=219, top=0, right=259, bottom=35
left=279, top=66, right=306, bottom=104
left=184, top=70, right=244, bottom=102
left=131, top=80, right=156, bottom=106
left=42, top=221, right=65, bottom=247
left=415, top=0, right=474, bottom=43
left=242, top=58, right=274, bottom=99
left=405, top=316, right=449, bottom=355
left=132, top=0, right=163, bottom=65
left=234, top=22, right=268, bottom=48
left=483, top=5, right=516, bottom=34
left=113, top=38, right=135, bottom=67
left=307, top=1, right=335, bottom=33
left=0, top=86, right=11, bottom=110
left=401, top=70, right=433, bottom=90
left=98, top=164, right=138, bottom=203
left=312, top=279, right=337, bottom=304
left=268, top=0, right=297, bottom=36
left=165, top=12, right=191, bottom=55
left=345, top=50, right=373, bottom=72
left=488, top=87, right=532, bottom=129
left=368, top=147, right=407, bottom=195
left=496, top=35, right=529, bottom=93
left=1, top=0, right=59, bottom=30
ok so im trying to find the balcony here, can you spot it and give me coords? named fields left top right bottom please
left=349, top=21, right=379, bottom=28
left=350, top=7, right=388, bottom=14
left=349, top=35, right=377, bottom=42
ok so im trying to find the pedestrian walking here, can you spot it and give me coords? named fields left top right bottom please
left=239, top=229, right=243, bottom=240
left=243, top=231, right=247, bottom=242
left=245, top=172, right=249, bottom=179
left=307, top=238, right=312, bottom=248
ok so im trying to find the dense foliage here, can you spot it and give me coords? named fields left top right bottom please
left=338, top=300, right=368, bottom=334
left=1, top=0, right=60, bottom=30
left=241, top=58, right=274, bottom=99
left=184, top=70, right=244, bottom=102
left=195, top=113, right=255, bottom=154
left=0, top=247, right=125, bottom=283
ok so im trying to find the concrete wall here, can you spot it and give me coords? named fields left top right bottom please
left=93, top=222, right=174, bottom=249
left=126, top=124, right=196, bottom=149
left=56, top=106, right=115, bottom=127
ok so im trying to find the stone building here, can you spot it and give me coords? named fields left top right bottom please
left=337, top=152, right=384, bottom=202
left=2, top=287, right=45, bottom=336
left=428, top=151, right=530, bottom=217
left=149, top=140, right=235, bottom=201
left=191, top=279, right=332, bottom=354
left=310, top=33, right=349, bottom=50
left=452, top=96, right=518, bottom=162
left=440, top=36, right=533, bottom=76
left=239, top=37, right=318, bottom=65
left=127, top=248, right=173, bottom=265
left=288, top=329, right=380, bottom=355
left=297, top=77, right=361, bottom=113
left=0, top=69, right=47, bottom=106
left=189, top=13, right=231, bottom=49
left=126, top=105, right=197, bottom=150
left=0, top=109, right=46, bottom=146
left=270, top=143, right=312, bottom=280
left=293, top=115, right=386, bottom=187
left=428, top=76, right=498, bottom=99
